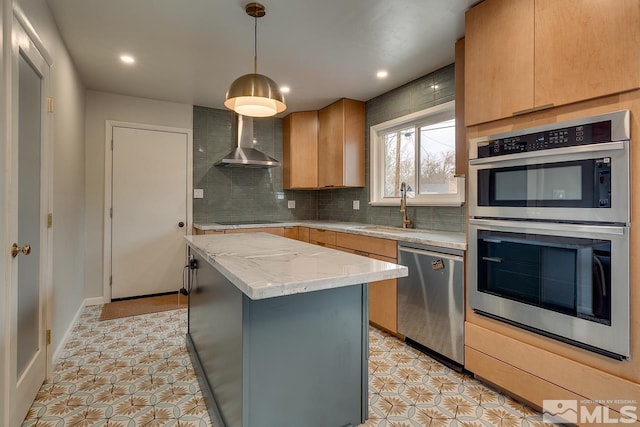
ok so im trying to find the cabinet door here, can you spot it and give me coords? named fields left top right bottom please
left=465, top=0, right=534, bottom=126
left=284, top=226, right=299, bottom=240
left=298, top=227, right=310, bottom=243
left=318, top=99, right=365, bottom=188
left=369, top=254, right=398, bottom=333
left=534, top=0, right=640, bottom=108
left=283, top=112, right=318, bottom=189
left=318, top=101, right=344, bottom=187
left=335, top=232, right=397, bottom=258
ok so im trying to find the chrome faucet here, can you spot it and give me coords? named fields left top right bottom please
left=400, top=182, right=413, bottom=229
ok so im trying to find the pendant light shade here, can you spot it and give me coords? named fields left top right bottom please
left=224, top=73, right=286, bottom=117
left=225, top=3, right=286, bottom=117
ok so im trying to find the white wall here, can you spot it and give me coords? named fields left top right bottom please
left=15, top=0, right=86, bottom=356
left=84, top=91, right=192, bottom=299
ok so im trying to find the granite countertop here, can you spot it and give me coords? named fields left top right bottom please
left=185, top=233, right=408, bottom=300
left=193, top=220, right=467, bottom=251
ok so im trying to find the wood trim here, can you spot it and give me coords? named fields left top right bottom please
left=465, top=323, right=640, bottom=410
left=335, top=232, right=397, bottom=259
left=454, top=37, right=467, bottom=176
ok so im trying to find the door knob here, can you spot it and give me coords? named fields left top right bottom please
left=178, top=221, right=185, bottom=228
left=11, top=243, right=31, bottom=258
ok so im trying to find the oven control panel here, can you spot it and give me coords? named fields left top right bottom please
left=477, top=120, right=612, bottom=158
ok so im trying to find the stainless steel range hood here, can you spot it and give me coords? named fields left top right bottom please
left=215, top=115, right=279, bottom=168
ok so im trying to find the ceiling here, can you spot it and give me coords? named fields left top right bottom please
left=45, top=0, right=475, bottom=114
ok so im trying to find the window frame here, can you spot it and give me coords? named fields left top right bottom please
left=369, top=101, right=465, bottom=206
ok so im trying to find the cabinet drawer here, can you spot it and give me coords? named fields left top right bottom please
left=225, top=227, right=285, bottom=237
left=336, top=232, right=397, bottom=259
left=284, top=226, right=299, bottom=240
left=309, top=228, right=336, bottom=245
left=298, top=227, right=310, bottom=243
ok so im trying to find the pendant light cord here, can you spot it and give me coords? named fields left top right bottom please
left=253, top=15, right=258, bottom=74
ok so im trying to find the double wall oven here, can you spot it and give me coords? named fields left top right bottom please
left=468, top=110, right=631, bottom=360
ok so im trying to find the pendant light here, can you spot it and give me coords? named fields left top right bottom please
left=224, top=2, right=286, bottom=118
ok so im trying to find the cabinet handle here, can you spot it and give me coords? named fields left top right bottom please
left=512, top=103, right=554, bottom=116
left=482, top=256, right=503, bottom=263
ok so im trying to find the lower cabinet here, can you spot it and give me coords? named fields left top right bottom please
left=224, top=227, right=285, bottom=237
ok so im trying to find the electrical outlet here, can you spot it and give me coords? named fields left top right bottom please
left=353, top=200, right=360, bottom=210
left=288, top=200, right=296, bottom=209
left=193, top=189, right=204, bottom=199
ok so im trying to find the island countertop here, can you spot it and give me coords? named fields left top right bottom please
left=185, top=233, right=408, bottom=300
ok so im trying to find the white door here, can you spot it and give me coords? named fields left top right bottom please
left=111, top=126, right=188, bottom=299
left=8, top=15, right=52, bottom=427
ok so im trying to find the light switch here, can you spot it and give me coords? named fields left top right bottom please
left=288, top=200, right=296, bottom=209
left=193, top=189, right=204, bottom=199
left=353, top=200, right=360, bottom=210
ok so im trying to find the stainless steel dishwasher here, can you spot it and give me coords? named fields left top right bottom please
left=398, top=242, right=465, bottom=366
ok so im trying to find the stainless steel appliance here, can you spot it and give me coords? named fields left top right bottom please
left=468, top=110, right=631, bottom=360
left=398, top=242, right=465, bottom=366
left=469, top=110, right=630, bottom=223
left=469, top=218, right=629, bottom=359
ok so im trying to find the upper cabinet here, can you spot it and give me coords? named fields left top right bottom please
left=283, top=98, right=365, bottom=189
left=465, top=0, right=640, bottom=126
left=318, top=99, right=365, bottom=188
left=283, top=111, right=318, bottom=189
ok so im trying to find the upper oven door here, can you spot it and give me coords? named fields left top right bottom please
left=469, top=141, right=629, bottom=224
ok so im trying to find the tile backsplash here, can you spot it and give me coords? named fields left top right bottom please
left=193, top=63, right=465, bottom=233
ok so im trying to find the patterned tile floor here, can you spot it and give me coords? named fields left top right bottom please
left=23, top=305, right=550, bottom=426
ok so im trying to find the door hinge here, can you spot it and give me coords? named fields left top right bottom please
left=46, top=329, right=51, bottom=345
left=110, top=207, right=113, bottom=218
left=47, top=213, right=53, bottom=228
left=47, top=97, right=54, bottom=113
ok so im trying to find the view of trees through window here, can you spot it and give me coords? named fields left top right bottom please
left=383, top=118, right=456, bottom=198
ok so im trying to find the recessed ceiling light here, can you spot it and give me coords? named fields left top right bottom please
left=376, top=70, right=388, bottom=79
left=120, top=55, right=135, bottom=64
left=280, top=86, right=291, bottom=94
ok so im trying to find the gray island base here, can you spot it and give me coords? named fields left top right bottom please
left=184, top=233, right=407, bottom=427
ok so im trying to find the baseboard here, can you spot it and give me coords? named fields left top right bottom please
left=51, top=301, right=85, bottom=364
left=84, top=296, right=108, bottom=306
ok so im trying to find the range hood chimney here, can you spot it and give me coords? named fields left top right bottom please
left=215, top=115, right=279, bottom=168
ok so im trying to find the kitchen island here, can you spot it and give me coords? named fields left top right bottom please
left=185, top=233, right=407, bottom=427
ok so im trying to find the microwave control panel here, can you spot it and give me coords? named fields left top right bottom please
left=477, top=120, right=612, bottom=158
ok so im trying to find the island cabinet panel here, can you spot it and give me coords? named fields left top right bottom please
left=465, top=0, right=534, bottom=126
left=282, top=111, right=319, bottom=189
left=187, top=248, right=369, bottom=427
left=318, top=99, right=365, bottom=188
left=465, top=0, right=640, bottom=126
left=309, top=228, right=336, bottom=246
left=224, top=227, right=285, bottom=237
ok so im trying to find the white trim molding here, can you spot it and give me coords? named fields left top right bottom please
left=369, top=101, right=465, bottom=207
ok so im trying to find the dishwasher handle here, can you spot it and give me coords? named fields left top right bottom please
left=398, top=246, right=464, bottom=263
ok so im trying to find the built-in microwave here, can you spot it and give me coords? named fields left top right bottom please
left=469, top=110, right=630, bottom=224
left=468, top=218, right=630, bottom=360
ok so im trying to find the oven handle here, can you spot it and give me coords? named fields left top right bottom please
left=481, top=256, right=503, bottom=263
left=469, top=140, right=626, bottom=165
left=469, top=218, right=626, bottom=236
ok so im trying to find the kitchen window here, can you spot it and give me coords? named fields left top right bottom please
left=370, top=101, right=464, bottom=206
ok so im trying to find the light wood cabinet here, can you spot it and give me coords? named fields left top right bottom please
left=284, top=226, right=299, bottom=240
left=335, top=232, right=398, bottom=333
left=194, top=228, right=224, bottom=235
left=298, top=227, right=310, bottom=243
left=465, top=0, right=640, bottom=126
left=283, top=112, right=318, bottom=189
left=309, top=228, right=336, bottom=246
left=224, top=227, right=285, bottom=237
left=318, top=99, right=365, bottom=188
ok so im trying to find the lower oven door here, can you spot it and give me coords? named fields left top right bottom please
left=469, top=218, right=629, bottom=359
